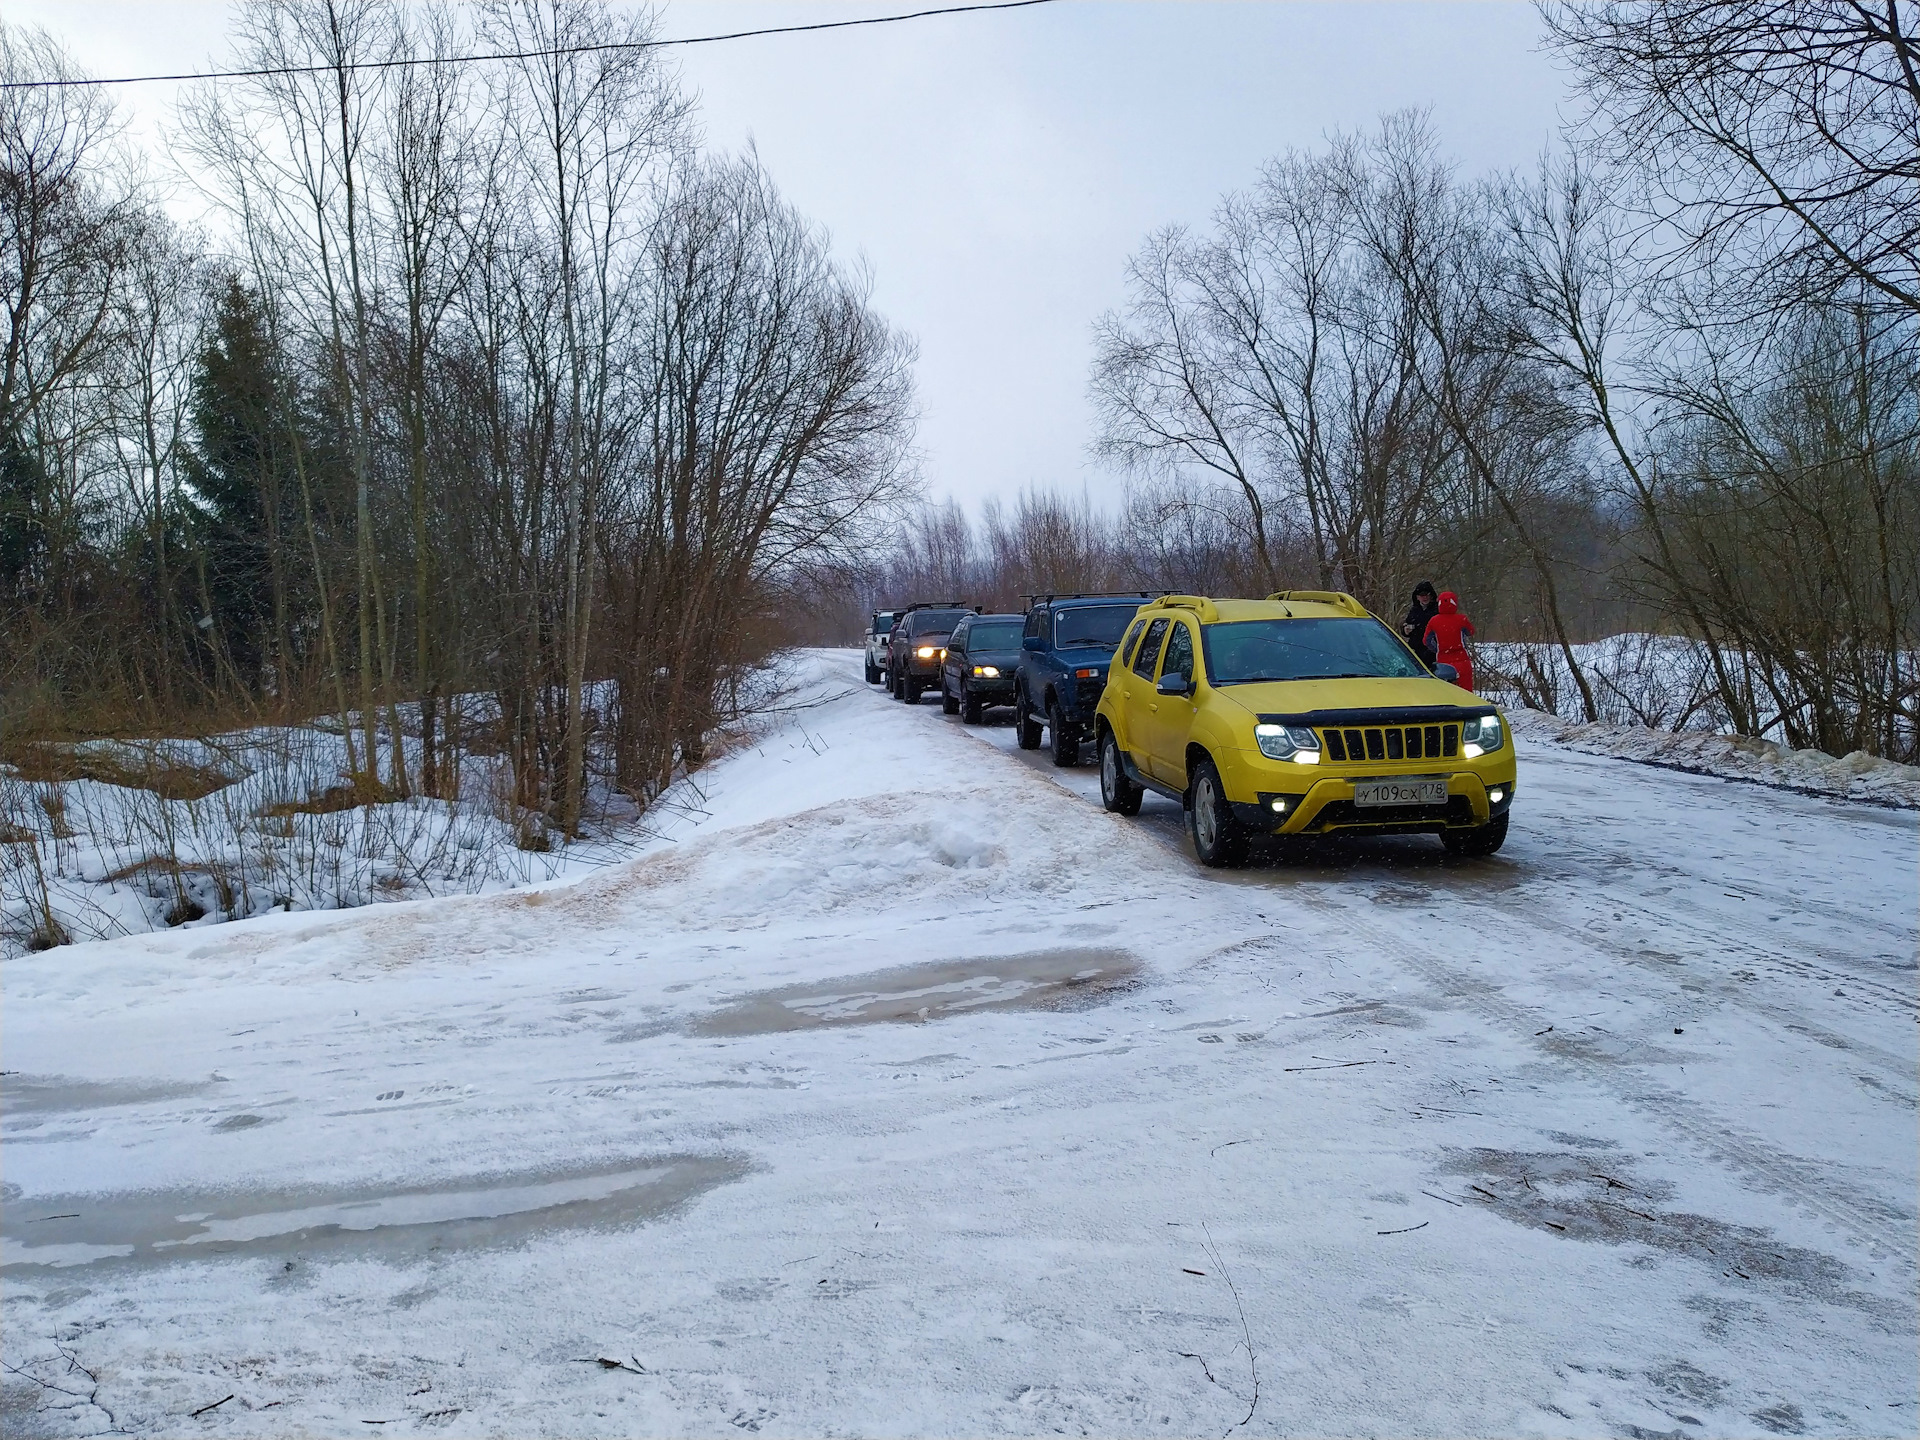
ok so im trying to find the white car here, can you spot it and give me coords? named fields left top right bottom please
left=864, top=611, right=897, bottom=684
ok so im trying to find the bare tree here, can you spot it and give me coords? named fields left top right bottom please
left=376, top=5, right=480, bottom=797
left=1093, top=115, right=1500, bottom=617
left=1, top=21, right=137, bottom=625
left=479, top=0, right=688, bottom=833
left=1543, top=0, right=1920, bottom=318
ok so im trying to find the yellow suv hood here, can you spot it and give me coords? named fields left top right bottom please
left=1212, top=675, right=1489, bottom=719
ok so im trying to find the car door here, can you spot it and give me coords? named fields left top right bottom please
left=1145, top=618, right=1199, bottom=788
left=944, top=619, right=970, bottom=696
left=1108, top=618, right=1147, bottom=724
left=1125, top=616, right=1171, bottom=774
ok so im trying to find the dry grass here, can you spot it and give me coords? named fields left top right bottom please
left=3, top=741, right=242, bottom=802
left=259, top=778, right=401, bottom=819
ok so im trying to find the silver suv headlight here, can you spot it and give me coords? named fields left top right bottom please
left=1461, top=715, right=1504, bottom=756
left=1254, top=724, right=1322, bottom=764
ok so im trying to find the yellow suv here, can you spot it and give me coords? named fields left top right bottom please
left=1093, top=592, right=1516, bottom=866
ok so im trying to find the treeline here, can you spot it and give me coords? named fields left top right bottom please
left=1, top=1, right=915, bottom=828
left=872, top=2, right=1920, bottom=763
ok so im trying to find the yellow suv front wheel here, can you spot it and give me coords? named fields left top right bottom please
left=1441, top=812, right=1510, bottom=857
left=1187, top=757, right=1249, bottom=868
left=1099, top=731, right=1143, bottom=816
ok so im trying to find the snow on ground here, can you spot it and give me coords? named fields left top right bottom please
left=3, top=649, right=1915, bottom=1438
left=0, top=691, right=658, bottom=958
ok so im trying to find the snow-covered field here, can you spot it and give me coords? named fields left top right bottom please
left=0, top=701, right=654, bottom=959
left=4, top=650, right=1915, bottom=1437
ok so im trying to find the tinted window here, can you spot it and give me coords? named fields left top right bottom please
left=1201, top=618, right=1427, bottom=685
left=1132, top=617, right=1170, bottom=679
left=949, top=621, right=971, bottom=649
left=967, top=621, right=1024, bottom=650
left=1163, top=621, right=1195, bottom=681
left=910, top=609, right=969, bottom=634
left=1118, top=619, right=1146, bottom=668
left=1053, top=605, right=1136, bottom=649
left=871, top=613, right=895, bottom=634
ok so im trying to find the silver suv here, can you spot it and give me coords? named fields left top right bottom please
left=864, top=611, right=897, bottom=685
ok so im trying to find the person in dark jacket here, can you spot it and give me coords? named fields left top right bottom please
left=1402, top=582, right=1440, bottom=668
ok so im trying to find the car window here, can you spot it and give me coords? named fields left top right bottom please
left=911, top=609, right=969, bottom=634
left=1201, top=617, right=1428, bottom=684
left=1118, top=619, right=1146, bottom=667
left=872, top=614, right=894, bottom=634
left=967, top=621, right=1024, bottom=649
left=1053, top=605, right=1135, bottom=649
left=1162, top=620, right=1195, bottom=682
left=949, top=621, right=971, bottom=649
left=1131, top=617, right=1170, bottom=679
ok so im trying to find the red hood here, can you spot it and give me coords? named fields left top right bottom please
left=1437, top=592, right=1459, bottom=614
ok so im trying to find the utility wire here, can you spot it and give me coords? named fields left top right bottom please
left=0, top=0, right=1059, bottom=91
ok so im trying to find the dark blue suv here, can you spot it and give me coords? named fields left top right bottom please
left=1014, top=593, right=1159, bottom=766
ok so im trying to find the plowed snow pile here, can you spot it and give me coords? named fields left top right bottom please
left=1509, top=707, right=1920, bottom=808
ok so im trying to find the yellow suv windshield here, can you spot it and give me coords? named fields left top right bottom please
left=1202, top=617, right=1426, bottom=685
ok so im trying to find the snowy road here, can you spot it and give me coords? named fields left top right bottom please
left=4, top=650, right=1915, bottom=1437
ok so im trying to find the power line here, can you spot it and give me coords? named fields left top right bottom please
left=0, top=0, right=1059, bottom=91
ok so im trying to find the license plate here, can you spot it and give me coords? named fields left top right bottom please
left=1353, top=777, right=1448, bottom=807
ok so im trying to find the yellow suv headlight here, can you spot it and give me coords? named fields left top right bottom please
left=1254, top=723, right=1321, bottom=763
left=1461, top=715, right=1504, bottom=757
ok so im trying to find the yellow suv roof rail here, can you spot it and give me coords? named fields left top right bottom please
left=1266, top=590, right=1369, bottom=617
left=1146, top=594, right=1221, bottom=623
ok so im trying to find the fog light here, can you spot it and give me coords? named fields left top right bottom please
left=1489, top=788, right=1505, bottom=804
left=1270, top=798, right=1288, bottom=812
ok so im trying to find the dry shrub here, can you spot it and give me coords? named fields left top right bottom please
left=103, top=856, right=235, bottom=925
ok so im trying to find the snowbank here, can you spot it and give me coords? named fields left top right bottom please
left=1508, top=706, right=1920, bottom=808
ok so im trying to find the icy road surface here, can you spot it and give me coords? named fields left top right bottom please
left=3, top=650, right=1915, bottom=1437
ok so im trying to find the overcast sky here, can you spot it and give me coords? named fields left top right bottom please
left=10, top=1, right=1576, bottom=512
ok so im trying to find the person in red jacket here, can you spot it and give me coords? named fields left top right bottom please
left=1423, top=591, right=1476, bottom=692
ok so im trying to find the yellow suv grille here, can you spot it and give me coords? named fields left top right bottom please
left=1321, top=724, right=1459, bottom=764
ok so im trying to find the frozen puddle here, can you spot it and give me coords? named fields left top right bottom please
left=694, top=948, right=1140, bottom=1036
left=1, top=1154, right=747, bottom=1270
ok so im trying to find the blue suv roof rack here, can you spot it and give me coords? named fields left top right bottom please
left=1019, top=591, right=1165, bottom=608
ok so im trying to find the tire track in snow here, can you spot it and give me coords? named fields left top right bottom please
left=1305, top=893, right=1917, bottom=1270
left=1435, top=890, right=1919, bottom=1098
left=1486, top=861, right=1919, bottom=1015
